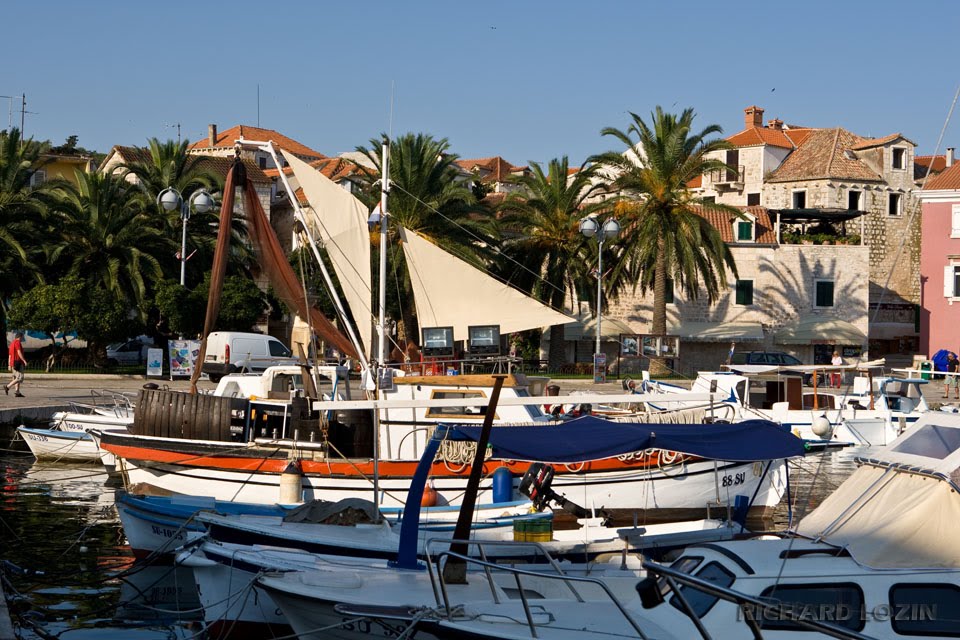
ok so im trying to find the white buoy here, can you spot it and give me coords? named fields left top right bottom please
left=811, top=415, right=833, bottom=439
left=280, top=459, right=303, bottom=504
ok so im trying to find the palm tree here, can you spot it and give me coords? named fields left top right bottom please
left=497, top=157, right=610, bottom=370
left=47, top=171, right=174, bottom=320
left=593, top=107, right=739, bottom=376
left=355, top=133, right=493, bottom=344
left=0, top=128, right=48, bottom=360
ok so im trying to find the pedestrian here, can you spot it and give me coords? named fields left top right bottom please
left=5, top=331, right=27, bottom=397
left=830, top=350, right=844, bottom=388
left=946, top=352, right=960, bottom=399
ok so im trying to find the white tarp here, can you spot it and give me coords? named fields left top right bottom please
left=282, top=150, right=372, bottom=356
left=797, top=464, right=960, bottom=568
left=668, top=321, right=765, bottom=342
left=399, top=226, right=573, bottom=339
left=775, top=317, right=866, bottom=345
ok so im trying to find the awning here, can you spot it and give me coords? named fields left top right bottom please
left=447, top=416, right=805, bottom=463
left=668, top=321, right=765, bottom=342
left=868, top=322, right=918, bottom=341
left=775, top=317, right=866, bottom=345
left=563, top=317, right=635, bottom=341
left=770, top=208, right=866, bottom=223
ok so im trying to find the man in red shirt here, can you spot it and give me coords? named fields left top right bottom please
left=6, top=331, right=27, bottom=397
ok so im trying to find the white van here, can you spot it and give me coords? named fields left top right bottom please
left=201, top=331, right=298, bottom=382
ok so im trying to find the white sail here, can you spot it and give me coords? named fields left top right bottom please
left=399, top=226, right=573, bottom=339
left=281, top=150, right=373, bottom=357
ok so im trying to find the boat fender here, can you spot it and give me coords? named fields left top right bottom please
left=492, top=466, right=513, bottom=503
left=811, top=415, right=833, bottom=439
left=279, top=459, right=303, bottom=504
left=421, top=479, right=438, bottom=507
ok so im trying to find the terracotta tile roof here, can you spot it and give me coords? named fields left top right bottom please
left=687, top=175, right=702, bottom=188
left=915, top=154, right=955, bottom=181
left=765, top=128, right=882, bottom=183
left=849, top=132, right=914, bottom=150
left=188, top=125, right=326, bottom=160
left=726, top=125, right=816, bottom=150
left=923, top=162, right=960, bottom=190
left=693, top=205, right=778, bottom=244
left=109, top=145, right=270, bottom=183
left=455, top=156, right=526, bottom=183
left=784, top=127, right=815, bottom=146
left=264, top=157, right=365, bottom=182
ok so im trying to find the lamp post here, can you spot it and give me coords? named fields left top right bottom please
left=157, top=187, right=215, bottom=286
left=580, top=216, right=620, bottom=376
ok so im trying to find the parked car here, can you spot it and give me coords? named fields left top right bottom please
left=200, top=331, right=298, bottom=382
left=106, top=338, right=155, bottom=366
left=729, top=350, right=824, bottom=386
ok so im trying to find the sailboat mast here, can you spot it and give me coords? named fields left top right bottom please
left=377, top=136, right=390, bottom=364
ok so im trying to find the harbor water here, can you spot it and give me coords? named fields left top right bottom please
left=0, top=447, right=861, bottom=639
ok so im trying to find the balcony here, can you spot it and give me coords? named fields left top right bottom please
left=709, top=165, right=744, bottom=192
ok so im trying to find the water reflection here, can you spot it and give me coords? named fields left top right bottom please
left=0, top=454, right=199, bottom=639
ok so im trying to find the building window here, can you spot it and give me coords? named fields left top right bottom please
left=747, top=193, right=760, bottom=206
left=792, top=190, right=806, bottom=209
left=944, top=265, right=960, bottom=298
left=736, top=221, right=754, bottom=242
left=952, top=205, right=960, bottom=237
left=888, top=192, right=902, bottom=216
left=702, top=196, right=715, bottom=204
left=892, top=147, right=906, bottom=170
left=29, top=169, right=46, bottom=188
left=665, top=278, right=675, bottom=304
left=735, top=280, right=754, bottom=305
left=258, top=156, right=267, bottom=169
left=848, top=190, right=861, bottom=211
left=815, top=280, right=835, bottom=307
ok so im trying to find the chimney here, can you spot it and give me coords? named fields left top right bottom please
left=744, top=106, right=764, bottom=129
left=948, top=147, right=955, bottom=167
left=767, top=118, right=783, bottom=130
left=208, top=124, right=218, bottom=147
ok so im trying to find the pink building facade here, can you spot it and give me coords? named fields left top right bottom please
left=919, top=160, right=960, bottom=357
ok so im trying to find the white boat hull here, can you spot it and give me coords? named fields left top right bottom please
left=17, top=427, right=102, bottom=462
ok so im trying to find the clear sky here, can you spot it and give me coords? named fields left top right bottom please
left=5, top=1, right=960, bottom=167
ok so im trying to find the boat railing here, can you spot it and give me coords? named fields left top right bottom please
left=422, top=538, right=649, bottom=639
left=642, top=560, right=873, bottom=640
left=88, top=389, right=136, bottom=417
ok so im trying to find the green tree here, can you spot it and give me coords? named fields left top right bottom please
left=355, top=133, right=493, bottom=344
left=593, top=107, right=739, bottom=376
left=47, top=171, right=174, bottom=318
left=0, top=128, right=49, bottom=362
left=9, top=278, right=141, bottom=365
left=497, top=157, right=609, bottom=370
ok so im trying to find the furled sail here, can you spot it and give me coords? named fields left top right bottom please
left=281, top=150, right=373, bottom=357
left=399, top=226, right=573, bottom=339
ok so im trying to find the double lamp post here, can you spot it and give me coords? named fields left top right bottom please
left=579, top=215, right=620, bottom=381
left=157, top=187, right=216, bottom=286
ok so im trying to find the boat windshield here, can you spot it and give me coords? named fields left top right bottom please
left=514, top=389, right=546, bottom=419
left=891, top=423, right=960, bottom=460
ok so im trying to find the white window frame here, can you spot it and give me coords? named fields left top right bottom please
left=945, top=262, right=960, bottom=299
left=888, top=192, right=902, bottom=216
left=814, top=278, right=835, bottom=308
left=733, top=213, right=756, bottom=243
left=951, top=204, right=960, bottom=238
left=792, top=189, right=807, bottom=209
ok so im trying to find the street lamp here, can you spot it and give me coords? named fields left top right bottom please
left=580, top=216, right=620, bottom=373
left=157, top=187, right=216, bottom=286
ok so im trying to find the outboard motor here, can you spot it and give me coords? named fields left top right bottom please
left=519, top=462, right=604, bottom=520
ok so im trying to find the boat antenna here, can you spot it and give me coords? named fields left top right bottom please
left=377, top=136, right=391, bottom=366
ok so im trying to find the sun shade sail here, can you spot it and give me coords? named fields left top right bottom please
left=446, top=416, right=804, bottom=463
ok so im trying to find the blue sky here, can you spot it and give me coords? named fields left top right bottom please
left=6, top=1, right=960, bottom=166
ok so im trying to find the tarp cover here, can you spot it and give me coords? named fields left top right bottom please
left=668, top=321, right=765, bottom=342
left=447, top=416, right=804, bottom=463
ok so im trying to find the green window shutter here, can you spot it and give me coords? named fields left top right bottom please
left=737, top=221, right=753, bottom=241
left=816, top=281, right=835, bottom=307
left=665, top=278, right=674, bottom=304
left=736, top=280, right=753, bottom=305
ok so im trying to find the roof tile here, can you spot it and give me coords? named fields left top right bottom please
left=110, top=145, right=270, bottom=183
left=694, top=205, right=778, bottom=243
left=188, top=125, right=326, bottom=160
left=923, top=162, right=960, bottom=190
left=766, top=128, right=882, bottom=183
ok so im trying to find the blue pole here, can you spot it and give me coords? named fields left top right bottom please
left=390, top=427, right=445, bottom=570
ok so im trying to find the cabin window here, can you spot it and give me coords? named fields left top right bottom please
left=669, top=561, right=735, bottom=618
left=757, top=583, right=865, bottom=631
left=890, top=584, right=960, bottom=635
left=892, top=147, right=906, bottom=170
left=792, top=190, right=807, bottom=209
left=426, top=390, right=494, bottom=419
left=735, top=280, right=754, bottom=306
left=891, top=423, right=960, bottom=460
left=815, top=280, right=835, bottom=308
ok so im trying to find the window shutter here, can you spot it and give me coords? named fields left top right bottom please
left=946, top=266, right=956, bottom=297
left=952, top=205, right=960, bottom=236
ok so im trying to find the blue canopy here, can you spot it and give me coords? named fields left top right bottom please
left=445, top=417, right=804, bottom=463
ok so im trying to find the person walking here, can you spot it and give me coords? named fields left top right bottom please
left=830, top=351, right=844, bottom=388
left=5, top=332, right=27, bottom=397
left=946, top=352, right=960, bottom=399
